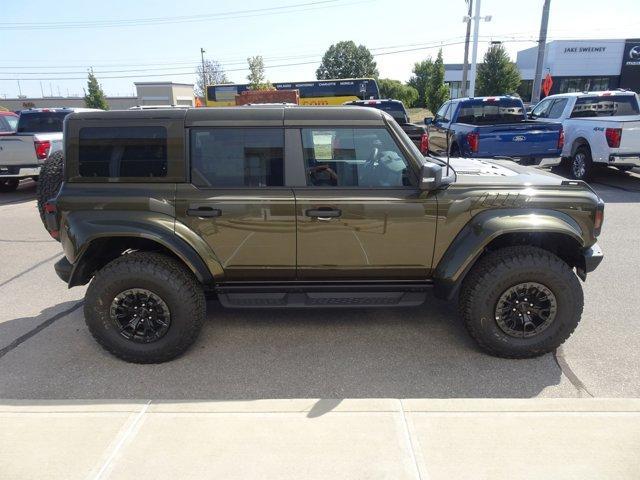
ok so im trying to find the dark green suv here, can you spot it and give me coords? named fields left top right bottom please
left=45, top=106, right=604, bottom=363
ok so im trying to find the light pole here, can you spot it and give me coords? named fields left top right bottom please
left=461, top=0, right=473, bottom=97
left=200, top=48, right=207, bottom=99
left=467, top=0, right=492, bottom=97
left=531, top=0, right=551, bottom=104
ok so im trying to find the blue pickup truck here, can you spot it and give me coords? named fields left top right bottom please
left=425, top=96, right=564, bottom=167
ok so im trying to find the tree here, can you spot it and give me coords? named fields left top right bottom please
left=195, top=59, right=228, bottom=97
left=476, top=43, right=521, bottom=96
left=83, top=69, right=108, bottom=110
left=378, top=79, right=418, bottom=107
left=247, top=56, right=273, bottom=90
left=424, top=49, right=449, bottom=114
left=408, top=59, right=433, bottom=108
left=316, top=40, right=378, bottom=79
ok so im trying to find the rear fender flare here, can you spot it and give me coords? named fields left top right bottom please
left=63, top=210, right=223, bottom=286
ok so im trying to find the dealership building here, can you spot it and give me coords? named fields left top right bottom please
left=445, top=38, right=640, bottom=100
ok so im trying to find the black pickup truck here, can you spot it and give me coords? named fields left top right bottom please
left=344, top=99, right=429, bottom=154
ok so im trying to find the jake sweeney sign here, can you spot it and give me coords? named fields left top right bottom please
left=563, top=46, right=607, bottom=54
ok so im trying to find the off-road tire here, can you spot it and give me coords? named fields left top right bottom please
left=459, top=246, right=583, bottom=358
left=570, top=145, right=593, bottom=181
left=84, top=252, right=206, bottom=363
left=449, top=143, right=460, bottom=157
left=0, top=178, right=19, bottom=192
left=36, top=150, right=64, bottom=229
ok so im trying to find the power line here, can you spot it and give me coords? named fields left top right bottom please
left=0, top=41, right=470, bottom=81
left=0, top=0, right=371, bottom=30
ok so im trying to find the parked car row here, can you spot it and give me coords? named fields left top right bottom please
left=0, top=107, right=98, bottom=192
left=422, top=89, right=640, bottom=181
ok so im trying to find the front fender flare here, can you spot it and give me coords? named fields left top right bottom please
left=432, top=209, right=584, bottom=299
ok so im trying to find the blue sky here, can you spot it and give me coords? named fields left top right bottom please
left=1, top=0, right=638, bottom=98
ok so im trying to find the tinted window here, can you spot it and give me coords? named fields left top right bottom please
left=548, top=98, right=568, bottom=119
left=302, top=128, right=412, bottom=187
left=79, top=126, right=167, bottom=178
left=17, top=111, right=69, bottom=133
left=456, top=98, right=524, bottom=124
left=570, top=95, right=640, bottom=118
left=191, top=128, right=284, bottom=187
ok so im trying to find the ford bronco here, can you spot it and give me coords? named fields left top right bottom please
left=44, top=106, right=604, bottom=363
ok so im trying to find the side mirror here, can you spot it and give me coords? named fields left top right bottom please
left=419, top=162, right=443, bottom=190
left=423, top=116, right=434, bottom=125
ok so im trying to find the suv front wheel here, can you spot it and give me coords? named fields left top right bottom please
left=459, top=246, right=583, bottom=358
left=84, top=252, right=206, bottom=363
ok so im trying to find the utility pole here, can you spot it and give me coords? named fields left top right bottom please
left=200, top=48, right=207, bottom=99
left=17, top=80, right=22, bottom=97
left=461, top=0, right=473, bottom=97
left=468, top=0, right=487, bottom=97
left=531, top=0, right=551, bottom=104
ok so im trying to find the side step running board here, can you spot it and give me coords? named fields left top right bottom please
left=216, top=281, right=431, bottom=308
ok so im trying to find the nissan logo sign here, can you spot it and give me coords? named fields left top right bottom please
left=630, top=45, right=640, bottom=60
left=512, top=135, right=526, bottom=142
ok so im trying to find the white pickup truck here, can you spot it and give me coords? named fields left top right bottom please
left=529, top=90, right=640, bottom=180
left=0, top=108, right=97, bottom=192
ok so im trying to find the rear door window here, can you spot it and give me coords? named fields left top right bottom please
left=570, top=95, right=640, bottom=117
left=190, top=128, right=284, bottom=187
left=547, top=98, right=568, bottom=119
left=78, top=126, right=167, bottom=178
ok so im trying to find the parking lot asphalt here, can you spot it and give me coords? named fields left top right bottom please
left=1, top=168, right=640, bottom=401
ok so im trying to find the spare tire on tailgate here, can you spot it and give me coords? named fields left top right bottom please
left=36, top=150, right=64, bottom=237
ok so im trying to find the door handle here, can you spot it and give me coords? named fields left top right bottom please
left=305, top=208, right=341, bottom=219
left=187, top=205, right=222, bottom=218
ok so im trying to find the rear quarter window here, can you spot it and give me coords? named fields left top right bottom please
left=78, top=126, right=167, bottom=178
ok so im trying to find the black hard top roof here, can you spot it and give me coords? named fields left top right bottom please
left=67, top=105, right=387, bottom=126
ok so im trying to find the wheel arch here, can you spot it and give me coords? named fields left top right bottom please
left=61, top=210, right=225, bottom=287
left=571, top=137, right=590, bottom=157
left=433, top=209, right=586, bottom=300
left=68, top=234, right=215, bottom=288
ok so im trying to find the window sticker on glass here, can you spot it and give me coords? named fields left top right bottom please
left=312, top=131, right=334, bottom=160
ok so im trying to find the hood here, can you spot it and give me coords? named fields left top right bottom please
left=444, top=156, right=564, bottom=186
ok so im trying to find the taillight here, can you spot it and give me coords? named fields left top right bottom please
left=466, top=132, right=479, bottom=153
left=605, top=128, right=622, bottom=148
left=558, top=128, right=565, bottom=150
left=34, top=140, right=51, bottom=160
left=419, top=132, right=429, bottom=155
left=594, top=200, right=605, bottom=237
left=43, top=201, right=59, bottom=239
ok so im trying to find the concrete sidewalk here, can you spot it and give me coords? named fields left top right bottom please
left=1, top=398, right=639, bottom=480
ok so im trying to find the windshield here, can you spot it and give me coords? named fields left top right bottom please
left=570, top=95, right=640, bottom=118
left=456, top=99, right=525, bottom=125
left=17, top=111, right=69, bottom=133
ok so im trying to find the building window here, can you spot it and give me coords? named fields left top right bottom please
left=446, top=81, right=469, bottom=99
left=558, top=77, right=610, bottom=94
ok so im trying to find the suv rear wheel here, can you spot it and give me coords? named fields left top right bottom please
left=459, top=246, right=583, bottom=358
left=84, top=252, right=206, bottom=363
